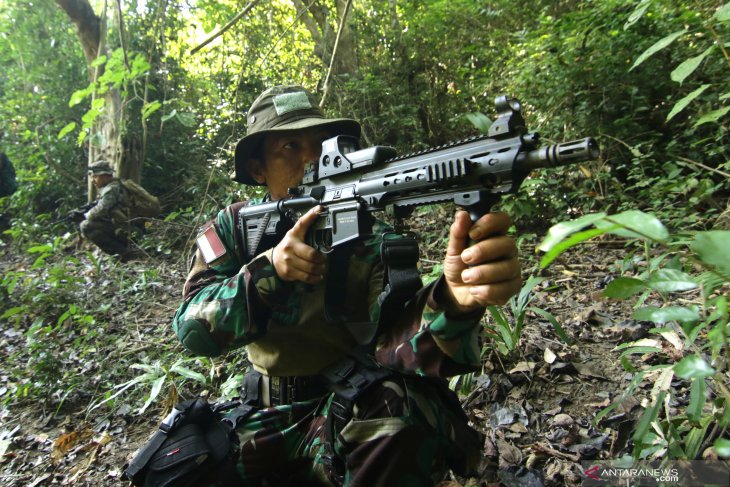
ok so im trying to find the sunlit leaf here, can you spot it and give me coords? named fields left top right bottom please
left=170, top=365, right=206, bottom=384
left=630, top=30, right=686, bottom=71
left=624, top=0, right=651, bottom=30
left=537, top=212, right=607, bottom=252
left=647, top=269, right=698, bottom=293
left=90, top=54, right=107, bottom=67
left=634, top=305, right=700, bottom=324
left=715, top=2, right=730, bottom=21
left=670, top=46, right=714, bottom=84
left=597, top=210, right=669, bottom=242
left=465, top=112, right=492, bottom=133
left=690, top=231, right=730, bottom=277
left=694, top=105, right=730, bottom=127
left=69, top=86, right=93, bottom=107
left=667, top=84, right=711, bottom=121
left=139, top=375, right=166, bottom=414
left=716, top=438, right=730, bottom=458
left=142, top=100, right=162, bottom=121
left=55, top=124, right=77, bottom=144
left=161, top=109, right=177, bottom=122
left=674, top=355, right=715, bottom=379
left=539, top=227, right=607, bottom=269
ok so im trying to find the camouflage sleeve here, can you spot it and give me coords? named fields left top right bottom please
left=171, top=203, right=291, bottom=357
left=374, top=268, right=486, bottom=378
left=85, top=181, right=121, bottom=220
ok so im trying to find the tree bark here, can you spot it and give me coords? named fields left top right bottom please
left=290, top=0, right=357, bottom=86
left=54, top=0, right=128, bottom=193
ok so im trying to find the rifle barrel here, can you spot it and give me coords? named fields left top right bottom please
left=519, top=137, right=599, bottom=171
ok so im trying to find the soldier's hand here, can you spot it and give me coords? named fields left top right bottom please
left=271, top=206, right=327, bottom=284
left=441, top=211, right=521, bottom=312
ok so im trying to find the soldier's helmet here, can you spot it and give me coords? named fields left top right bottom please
left=233, top=85, right=361, bottom=186
left=88, top=160, right=114, bottom=175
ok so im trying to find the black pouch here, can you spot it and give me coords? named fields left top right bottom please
left=124, top=399, right=234, bottom=487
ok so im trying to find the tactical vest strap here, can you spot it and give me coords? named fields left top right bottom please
left=377, top=231, right=423, bottom=327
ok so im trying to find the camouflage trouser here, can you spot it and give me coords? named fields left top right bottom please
left=80, top=217, right=130, bottom=256
left=206, top=374, right=482, bottom=487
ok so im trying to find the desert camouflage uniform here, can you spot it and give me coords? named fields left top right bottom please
left=80, top=179, right=134, bottom=255
left=172, top=201, right=486, bottom=486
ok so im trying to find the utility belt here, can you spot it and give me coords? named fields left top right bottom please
left=242, top=369, right=331, bottom=407
left=242, top=353, right=392, bottom=407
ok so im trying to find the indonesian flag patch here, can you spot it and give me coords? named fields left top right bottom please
left=196, top=226, right=227, bottom=264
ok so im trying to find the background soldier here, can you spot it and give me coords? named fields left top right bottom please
left=80, top=160, right=138, bottom=260
left=170, top=85, right=522, bottom=485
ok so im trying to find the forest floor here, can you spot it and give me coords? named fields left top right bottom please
left=0, top=210, right=684, bottom=486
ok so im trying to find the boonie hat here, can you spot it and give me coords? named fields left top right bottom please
left=233, top=85, right=361, bottom=185
left=88, top=160, right=114, bottom=175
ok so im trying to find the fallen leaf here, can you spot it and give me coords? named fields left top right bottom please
left=52, top=431, right=79, bottom=464
left=544, top=347, right=557, bottom=364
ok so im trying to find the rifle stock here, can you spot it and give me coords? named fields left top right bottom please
left=239, top=96, right=600, bottom=257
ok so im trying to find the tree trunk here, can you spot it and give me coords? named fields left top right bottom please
left=291, top=0, right=358, bottom=85
left=54, top=0, right=128, bottom=198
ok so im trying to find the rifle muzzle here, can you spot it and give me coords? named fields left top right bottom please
left=519, top=137, right=600, bottom=170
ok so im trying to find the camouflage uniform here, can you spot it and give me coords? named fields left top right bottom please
left=173, top=202, right=485, bottom=486
left=81, top=162, right=138, bottom=256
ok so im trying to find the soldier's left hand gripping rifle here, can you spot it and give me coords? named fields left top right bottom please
left=239, top=96, right=601, bottom=259
left=64, top=202, right=97, bottom=225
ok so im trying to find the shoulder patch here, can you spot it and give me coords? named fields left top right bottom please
left=196, top=226, right=227, bottom=264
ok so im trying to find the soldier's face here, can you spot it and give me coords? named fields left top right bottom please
left=92, top=173, right=113, bottom=188
left=250, top=127, right=331, bottom=200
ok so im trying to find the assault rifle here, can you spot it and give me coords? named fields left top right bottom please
left=64, top=202, right=97, bottom=224
left=239, top=96, right=600, bottom=258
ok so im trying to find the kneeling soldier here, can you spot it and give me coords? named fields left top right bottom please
left=171, top=85, right=522, bottom=485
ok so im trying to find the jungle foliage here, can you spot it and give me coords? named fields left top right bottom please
left=0, top=0, right=729, bottom=470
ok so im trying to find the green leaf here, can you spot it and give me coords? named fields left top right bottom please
left=634, top=305, right=700, bottom=324
left=687, top=377, right=705, bottom=423
left=161, top=109, right=177, bottom=122
left=647, top=269, right=698, bottom=293
left=139, top=375, right=166, bottom=414
left=670, top=46, right=714, bottom=84
left=538, top=213, right=607, bottom=252
left=141, top=100, right=162, bottom=121
left=624, top=0, right=651, bottom=30
left=630, top=30, right=686, bottom=71
left=57, top=122, right=77, bottom=140
left=632, top=391, right=666, bottom=444
left=715, top=3, right=730, bottom=21
left=528, top=306, right=573, bottom=345
left=715, top=438, right=730, bottom=458
left=69, top=86, right=93, bottom=107
left=176, top=112, right=196, bottom=128
left=598, top=210, right=668, bottom=242
left=603, top=277, right=647, bottom=299
left=691, top=231, right=730, bottom=277
left=170, top=365, right=206, bottom=384
left=27, top=244, right=53, bottom=254
left=694, top=105, right=730, bottom=127
left=674, top=355, right=715, bottom=379
left=0, top=306, right=25, bottom=320
left=90, top=54, right=107, bottom=67
left=465, top=112, right=492, bottom=134
left=539, top=227, right=607, bottom=269
left=666, top=84, right=711, bottom=121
